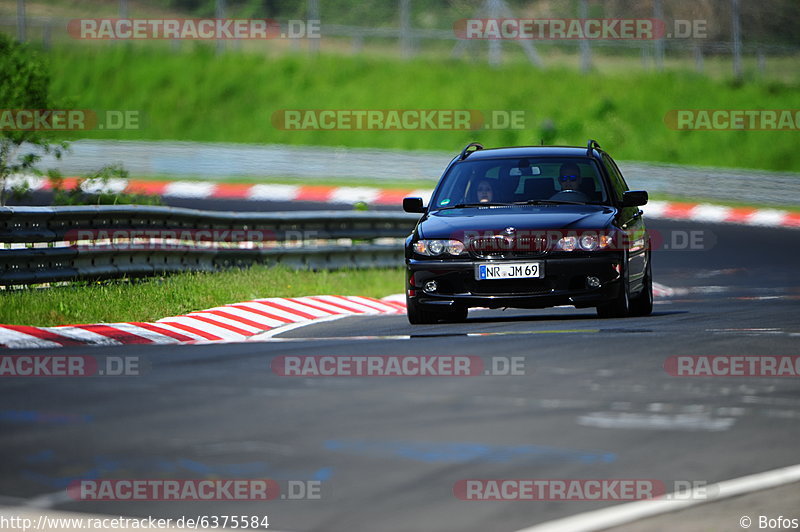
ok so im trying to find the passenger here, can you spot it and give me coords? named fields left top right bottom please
left=475, top=179, right=494, bottom=203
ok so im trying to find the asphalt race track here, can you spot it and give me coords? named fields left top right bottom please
left=1, top=216, right=799, bottom=531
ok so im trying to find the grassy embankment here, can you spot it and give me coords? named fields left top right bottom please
left=0, top=267, right=403, bottom=327
left=44, top=44, right=800, bottom=172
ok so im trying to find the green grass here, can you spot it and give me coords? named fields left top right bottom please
left=41, top=44, right=800, bottom=172
left=0, top=266, right=404, bottom=327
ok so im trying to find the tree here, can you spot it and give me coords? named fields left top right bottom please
left=0, top=33, right=67, bottom=206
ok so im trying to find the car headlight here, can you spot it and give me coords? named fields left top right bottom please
left=556, top=236, right=578, bottom=252
left=579, top=234, right=598, bottom=250
left=428, top=240, right=445, bottom=255
left=556, top=232, right=614, bottom=251
left=413, top=239, right=466, bottom=256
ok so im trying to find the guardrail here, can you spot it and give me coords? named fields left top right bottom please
left=0, top=206, right=420, bottom=286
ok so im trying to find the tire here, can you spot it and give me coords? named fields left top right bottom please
left=596, top=277, right=630, bottom=319
left=407, top=297, right=434, bottom=324
left=629, top=254, right=653, bottom=317
left=448, top=306, right=469, bottom=323
left=407, top=297, right=468, bottom=324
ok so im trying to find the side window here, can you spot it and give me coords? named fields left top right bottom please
left=433, top=164, right=469, bottom=207
left=602, top=154, right=627, bottom=201
left=608, top=156, right=629, bottom=190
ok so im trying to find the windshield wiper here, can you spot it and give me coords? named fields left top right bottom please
left=439, top=202, right=513, bottom=209
left=514, top=199, right=587, bottom=206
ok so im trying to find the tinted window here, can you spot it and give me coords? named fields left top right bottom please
left=601, top=154, right=628, bottom=201
left=609, top=156, right=629, bottom=189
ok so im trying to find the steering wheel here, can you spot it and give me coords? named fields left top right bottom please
left=550, top=190, right=589, bottom=202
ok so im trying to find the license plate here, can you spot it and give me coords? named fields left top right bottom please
left=475, top=262, right=544, bottom=280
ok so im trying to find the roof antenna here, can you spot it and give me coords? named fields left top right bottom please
left=540, top=138, right=544, bottom=146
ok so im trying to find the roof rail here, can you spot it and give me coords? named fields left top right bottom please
left=586, top=139, right=601, bottom=156
left=459, top=142, right=484, bottom=160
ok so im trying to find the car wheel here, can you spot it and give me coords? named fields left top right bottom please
left=596, top=277, right=630, bottom=319
left=629, top=255, right=653, bottom=317
left=447, top=306, right=469, bottom=323
left=407, top=297, right=434, bottom=324
left=406, top=296, right=444, bottom=324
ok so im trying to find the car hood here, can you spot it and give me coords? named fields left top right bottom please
left=417, top=205, right=618, bottom=239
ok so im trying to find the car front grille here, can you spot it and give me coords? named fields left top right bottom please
left=468, top=235, right=548, bottom=259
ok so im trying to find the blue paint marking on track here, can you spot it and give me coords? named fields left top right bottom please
left=22, top=469, right=102, bottom=489
left=24, top=450, right=55, bottom=463
left=323, top=440, right=616, bottom=464
left=312, top=467, right=334, bottom=481
left=0, top=410, right=92, bottom=424
left=19, top=452, right=335, bottom=488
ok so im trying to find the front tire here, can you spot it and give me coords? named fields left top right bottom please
left=629, top=254, right=653, bottom=317
left=596, top=278, right=629, bottom=319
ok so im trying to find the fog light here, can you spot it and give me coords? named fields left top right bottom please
left=586, top=276, right=601, bottom=289
left=424, top=280, right=438, bottom=293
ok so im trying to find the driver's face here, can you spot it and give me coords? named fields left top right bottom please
left=559, top=169, right=581, bottom=190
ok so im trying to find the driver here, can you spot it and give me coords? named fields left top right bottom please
left=551, top=162, right=589, bottom=202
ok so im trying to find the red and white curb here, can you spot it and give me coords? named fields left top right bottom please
left=0, top=295, right=406, bottom=349
left=643, top=201, right=800, bottom=229
left=0, top=285, right=679, bottom=349
left=9, top=175, right=431, bottom=207
left=10, top=175, right=799, bottom=229
left=651, top=282, right=674, bottom=298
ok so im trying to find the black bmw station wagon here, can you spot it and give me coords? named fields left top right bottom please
left=402, top=141, right=652, bottom=324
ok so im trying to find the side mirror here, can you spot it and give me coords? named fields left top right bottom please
left=622, top=190, right=648, bottom=207
left=403, top=197, right=425, bottom=213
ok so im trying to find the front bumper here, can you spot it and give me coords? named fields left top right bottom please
left=406, top=254, right=623, bottom=310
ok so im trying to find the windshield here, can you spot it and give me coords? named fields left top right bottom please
left=430, top=157, right=609, bottom=209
